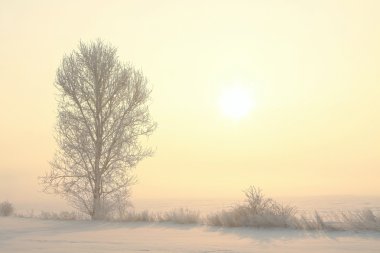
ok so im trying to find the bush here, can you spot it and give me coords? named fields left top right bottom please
left=115, top=210, right=157, bottom=222
left=338, top=209, right=380, bottom=231
left=206, top=186, right=298, bottom=228
left=114, top=208, right=200, bottom=224
left=0, top=201, right=14, bottom=216
left=38, top=211, right=81, bottom=220
left=158, top=208, right=200, bottom=224
left=206, top=187, right=380, bottom=231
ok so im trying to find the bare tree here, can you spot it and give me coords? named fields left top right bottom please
left=41, top=40, right=156, bottom=220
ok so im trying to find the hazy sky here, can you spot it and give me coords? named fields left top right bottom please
left=1, top=0, right=380, bottom=208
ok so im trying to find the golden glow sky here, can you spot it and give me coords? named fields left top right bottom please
left=1, top=0, right=379, bottom=206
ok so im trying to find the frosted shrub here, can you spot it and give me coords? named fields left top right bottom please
left=296, top=211, right=336, bottom=230
left=338, top=209, right=380, bottom=231
left=114, top=208, right=200, bottom=224
left=39, top=211, right=82, bottom=220
left=207, top=186, right=297, bottom=228
left=0, top=201, right=14, bottom=216
left=159, top=208, right=200, bottom=224
left=117, top=210, right=156, bottom=222
left=243, top=186, right=297, bottom=217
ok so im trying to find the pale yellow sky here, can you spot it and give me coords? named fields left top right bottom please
left=1, top=0, right=380, bottom=207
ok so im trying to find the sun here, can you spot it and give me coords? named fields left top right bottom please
left=218, top=86, right=253, bottom=120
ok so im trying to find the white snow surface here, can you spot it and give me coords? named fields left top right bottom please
left=1, top=217, right=380, bottom=253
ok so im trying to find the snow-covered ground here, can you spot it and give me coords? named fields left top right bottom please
left=1, top=217, right=380, bottom=253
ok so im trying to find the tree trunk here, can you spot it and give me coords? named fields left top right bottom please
left=92, top=173, right=102, bottom=220
left=92, top=190, right=101, bottom=220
